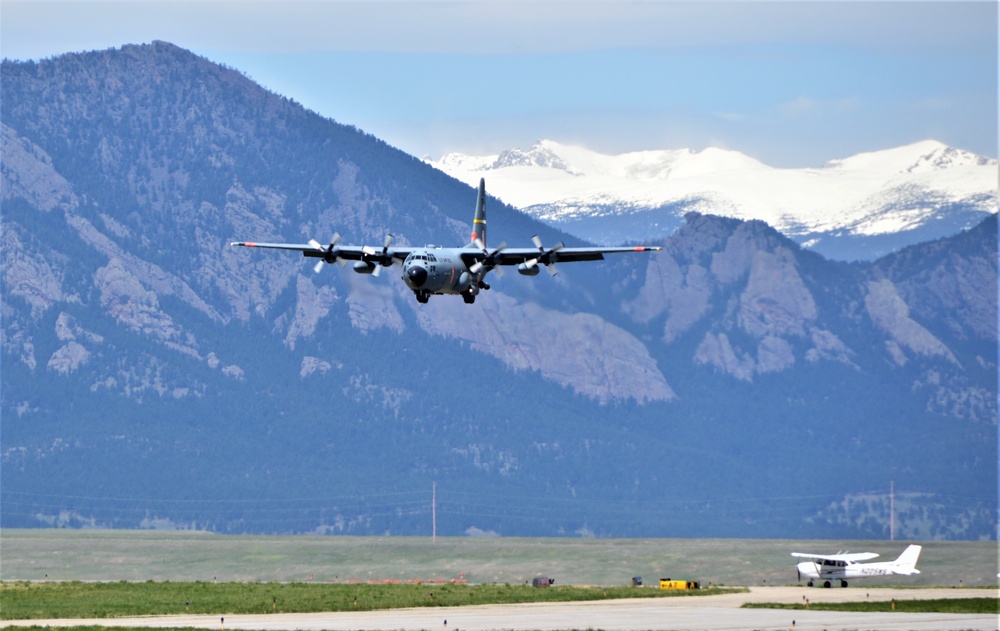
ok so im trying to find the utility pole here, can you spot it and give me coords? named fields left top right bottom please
left=889, top=481, right=894, bottom=541
left=432, top=481, right=437, bottom=544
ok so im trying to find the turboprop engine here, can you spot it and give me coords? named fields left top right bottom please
left=516, top=262, right=540, bottom=276
left=457, top=271, right=475, bottom=292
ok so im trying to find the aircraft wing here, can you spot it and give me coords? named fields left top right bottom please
left=791, top=552, right=880, bottom=562
left=230, top=241, right=414, bottom=263
left=492, top=245, right=662, bottom=266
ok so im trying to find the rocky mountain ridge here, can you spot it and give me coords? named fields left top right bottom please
left=1, top=42, right=995, bottom=539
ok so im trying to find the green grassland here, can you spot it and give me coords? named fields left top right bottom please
left=2, top=530, right=996, bottom=588
left=0, top=580, right=739, bottom=620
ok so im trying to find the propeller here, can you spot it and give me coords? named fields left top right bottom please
left=362, top=234, right=394, bottom=277
left=528, top=234, right=564, bottom=276
left=308, top=233, right=343, bottom=273
left=469, top=239, right=507, bottom=277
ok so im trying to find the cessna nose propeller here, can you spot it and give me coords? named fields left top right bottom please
left=308, top=233, right=344, bottom=273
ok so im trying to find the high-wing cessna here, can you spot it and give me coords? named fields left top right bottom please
left=793, top=544, right=922, bottom=588
left=231, top=178, right=661, bottom=304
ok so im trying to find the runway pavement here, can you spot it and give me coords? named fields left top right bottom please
left=3, top=586, right=997, bottom=631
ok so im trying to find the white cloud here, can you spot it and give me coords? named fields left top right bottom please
left=779, top=96, right=821, bottom=117
left=713, top=111, right=750, bottom=123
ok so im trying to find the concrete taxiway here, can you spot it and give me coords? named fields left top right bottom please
left=2, top=586, right=996, bottom=631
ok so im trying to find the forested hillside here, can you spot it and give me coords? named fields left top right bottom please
left=2, top=42, right=995, bottom=539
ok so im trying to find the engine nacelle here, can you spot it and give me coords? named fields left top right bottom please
left=456, top=271, right=474, bottom=292
left=353, top=261, right=377, bottom=274
left=517, top=262, right=541, bottom=276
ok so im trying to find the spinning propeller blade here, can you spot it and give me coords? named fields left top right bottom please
left=470, top=240, right=507, bottom=275
left=531, top=235, right=564, bottom=276
left=368, top=234, right=394, bottom=277
left=310, top=233, right=343, bottom=272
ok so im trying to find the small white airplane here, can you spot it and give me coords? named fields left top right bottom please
left=792, top=544, right=922, bottom=588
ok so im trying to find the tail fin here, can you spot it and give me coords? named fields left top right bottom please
left=468, top=178, right=487, bottom=248
left=892, top=544, right=922, bottom=575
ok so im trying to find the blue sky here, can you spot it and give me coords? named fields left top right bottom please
left=2, top=1, right=997, bottom=166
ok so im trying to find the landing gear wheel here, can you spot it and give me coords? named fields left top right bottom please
left=840, top=580, right=848, bottom=588
left=463, top=293, right=476, bottom=304
left=416, top=291, right=429, bottom=304
left=806, top=581, right=813, bottom=587
left=823, top=581, right=831, bottom=588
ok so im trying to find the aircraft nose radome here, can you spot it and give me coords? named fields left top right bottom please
left=407, top=265, right=428, bottom=288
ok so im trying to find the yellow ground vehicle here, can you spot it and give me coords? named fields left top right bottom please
left=658, top=578, right=700, bottom=590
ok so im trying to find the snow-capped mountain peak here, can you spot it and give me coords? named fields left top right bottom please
left=822, top=140, right=990, bottom=175
left=427, top=140, right=997, bottom=260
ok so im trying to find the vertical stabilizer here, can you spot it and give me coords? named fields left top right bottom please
left=468, top=178, right=487, bottom=248
left=892, top=544, right=922, bottom=575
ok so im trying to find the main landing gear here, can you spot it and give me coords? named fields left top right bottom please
left=818, top=580, right=849, bottom=588
left=462, top=281, right=490, bottom=304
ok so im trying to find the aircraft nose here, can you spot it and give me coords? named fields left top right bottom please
left=406, top=265, right=428, bottom=288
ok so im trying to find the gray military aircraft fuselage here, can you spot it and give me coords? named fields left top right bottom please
left=232, top=178, right=661, bottom=304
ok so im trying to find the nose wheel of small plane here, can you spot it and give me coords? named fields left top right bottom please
left=463, top=292, right=476, bottom=304
left=415, top=291, right=429, bottom=304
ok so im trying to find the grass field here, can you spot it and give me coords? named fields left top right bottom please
left=1, top=529, right=996, bottom=588
left=0, top=580, right=739, bottom=620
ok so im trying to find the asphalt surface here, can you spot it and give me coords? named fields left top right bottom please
left=3, top=586, right=997, bottom=631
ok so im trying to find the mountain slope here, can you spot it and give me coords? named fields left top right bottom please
left=1, top=43, right=995, bottom=540
left=430, top=140, right=998, bottom=261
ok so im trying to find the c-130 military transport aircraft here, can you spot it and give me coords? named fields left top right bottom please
left=232, top=179, right=661, bottom=304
